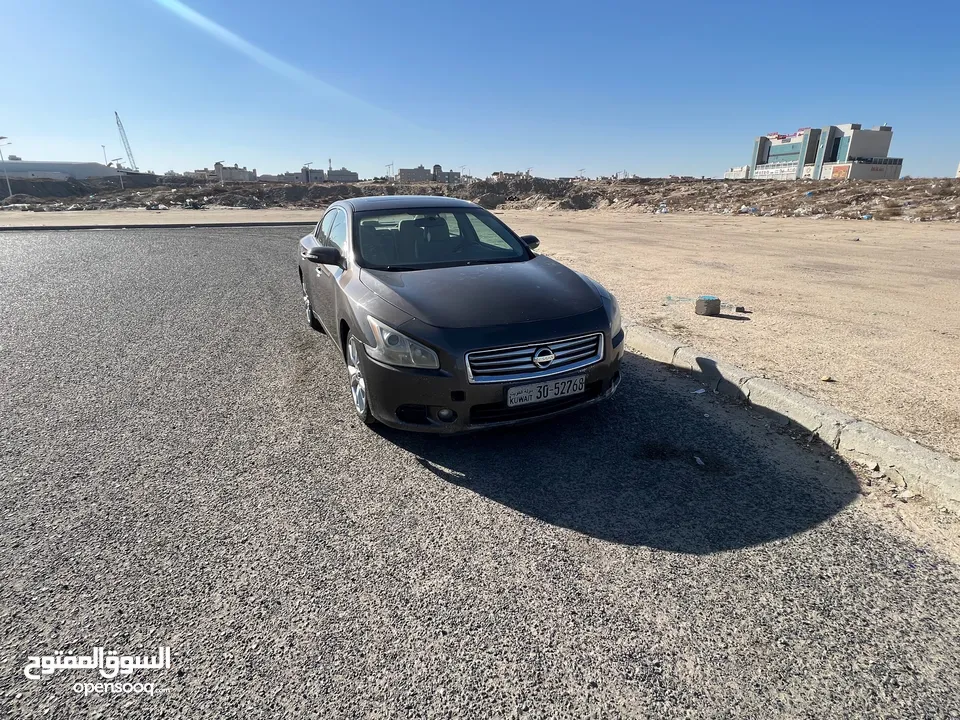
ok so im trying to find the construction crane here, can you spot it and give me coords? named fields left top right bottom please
left=114, top=112, right=138, bottom=172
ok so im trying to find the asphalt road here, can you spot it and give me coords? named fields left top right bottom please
left=2, top=228, right=959, bottom=719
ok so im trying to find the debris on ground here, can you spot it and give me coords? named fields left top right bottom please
left=695, top=296, right=721, bottom=316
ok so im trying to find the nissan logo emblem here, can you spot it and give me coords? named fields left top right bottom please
left=532, top=347, right=556, bottom=369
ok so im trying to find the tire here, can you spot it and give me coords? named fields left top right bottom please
left=301, top=278, right=325, bottom=333
left=345, top=333, right=377, bottom=426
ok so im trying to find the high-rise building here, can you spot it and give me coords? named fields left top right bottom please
left=748, top=124, right=902, bottom=180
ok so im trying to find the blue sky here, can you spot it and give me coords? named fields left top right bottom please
left=4, top=0, right=959, bottom=178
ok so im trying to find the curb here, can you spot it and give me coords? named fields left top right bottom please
left=624, top=323, right=960, bottom=509
left=0, top=221, right=315, bottom=232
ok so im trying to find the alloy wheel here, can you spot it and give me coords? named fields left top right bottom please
left=301, top=280, right=312, bottom=322
left=347, top=338, right=367, bottom=416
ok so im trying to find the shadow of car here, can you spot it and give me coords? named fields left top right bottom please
left=375, top=351, right=860, bottom=554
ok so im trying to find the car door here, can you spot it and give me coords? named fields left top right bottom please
left=312, top=207, right=347, bottom=335
left=305, top=209, right=338, bottom=328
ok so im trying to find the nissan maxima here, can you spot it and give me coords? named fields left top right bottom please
left=297, top=196, right=623, bottom=432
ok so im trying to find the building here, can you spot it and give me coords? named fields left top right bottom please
left=724, top=165, right=750, bottom=180
left=490, top=171, right=524, bottom=180
left=186, top=163, right=257, bottom=182
left=398, top=165, right=433, bottom=182
left=216, top=162, right=257, bottom=182
left=432, top=164, right=461, bottom=184
left=0, top=159, right=120, bottom=180
left=395, top=164, right=460, bottom=183
left=260, top=168, right=330, bottom=183
left=749, top=124, right=902, bottom=181
left=956, top=162, right=960, bottom=179
left=327, top=167, right=359, bottom=183
left=184, top=168, right=217, bottom=181
left=259, top=171, right=302, bottom=183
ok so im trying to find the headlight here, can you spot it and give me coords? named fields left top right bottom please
left=580, top=272, right=622, bottom=336
left=366, top=317, right=440, bottom=369
left=606, top=293, right=622, bottom=337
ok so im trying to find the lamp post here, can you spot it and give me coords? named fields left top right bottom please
left=110, top=158, right=124, bottom=190
left=0, top=138, right=12, bottom=198
left=214, top=160, right=225, bottom=186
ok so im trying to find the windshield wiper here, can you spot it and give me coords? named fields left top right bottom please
left=463, top=259, right=515, bottom=266
left=379, top=265, right=423, bottom=271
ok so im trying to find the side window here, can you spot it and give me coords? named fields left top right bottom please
left=328, top=210, right=347, bottom=252
left=467, top=214, right=512, bottom=250
left=441, top=213, right=462, bottom=239
left=317, top=209, right=337, bottom=244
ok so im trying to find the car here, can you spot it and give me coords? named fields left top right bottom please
left=297, top=195, right=624, bottom=433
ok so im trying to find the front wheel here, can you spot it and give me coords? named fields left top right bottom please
left=301, top=279, right=325, bottom=333
left=346, top=334, right=377, bottom=426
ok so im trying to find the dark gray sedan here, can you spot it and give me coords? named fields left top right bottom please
left=298, top=196, right=623, bottom=432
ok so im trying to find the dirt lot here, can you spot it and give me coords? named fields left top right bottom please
left=4, top=207, right=958, bottom=459
left=499, top=210, right=960, bottom=460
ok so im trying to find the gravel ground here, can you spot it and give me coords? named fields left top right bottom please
left=1, top=228, right=959, bottom=718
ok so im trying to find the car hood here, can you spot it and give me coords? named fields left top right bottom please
left=359, top=256, right=602, bottom=329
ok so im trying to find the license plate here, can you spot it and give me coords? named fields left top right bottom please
left=507, top=375, right=586, bottom=407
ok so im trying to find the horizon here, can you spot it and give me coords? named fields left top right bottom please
left=4, top=0, right=960, bottom=179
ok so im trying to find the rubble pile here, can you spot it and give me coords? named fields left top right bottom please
left=3, top=176, right=959, bottom=222
left=468, top=177, right=960, bottom=221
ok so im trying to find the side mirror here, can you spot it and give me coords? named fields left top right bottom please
left=303, top=246, right=344, bottom=267
left=520, top=234, right=540, bottom=250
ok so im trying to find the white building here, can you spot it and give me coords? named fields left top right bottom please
left=186, top=163, right=257, bottom=182
left=724, top=165, right=750, bottom=180
left=956, top=162, right=960, bottom=179
left=0, top=159, right=120, bottom=180
left=749, top=124, right=902, bottom=180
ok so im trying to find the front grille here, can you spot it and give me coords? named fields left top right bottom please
left=470, top=380, right=603, bottom=424
left=465, top=333, right=603, bottom=384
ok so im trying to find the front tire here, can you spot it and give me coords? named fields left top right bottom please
left=346, top=334, right=377, bottom=426
left=301, top=279, right=325, bottom=333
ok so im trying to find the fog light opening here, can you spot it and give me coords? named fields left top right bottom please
left=437, top=408, right=457, bottom=423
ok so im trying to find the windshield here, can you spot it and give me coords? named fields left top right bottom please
left=353, top=208, right=529, bottom=270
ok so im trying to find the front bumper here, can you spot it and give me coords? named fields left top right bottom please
left=361, top=328, right=625, bottom=434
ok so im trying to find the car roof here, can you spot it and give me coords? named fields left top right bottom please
left=336, top=195, right=480, bottom=213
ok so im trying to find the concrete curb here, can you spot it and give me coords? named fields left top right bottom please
left=624, top=323, right=960, bottom=509
left=0, top=221, right=315, bottom=232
